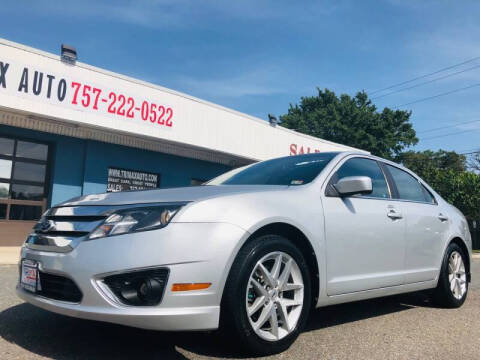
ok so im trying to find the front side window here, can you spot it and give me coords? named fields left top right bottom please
left=386, top=165, right=427, bottom=203
left=207, top=153, right=337, bottom=186
left=332, top=157, right=390, bottom=199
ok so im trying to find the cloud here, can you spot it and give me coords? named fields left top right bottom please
left=175, top=64, right=288, bottom=98
left=170, top=58, right=338, bottom=99
left=180, top=77, right=279, bottom=98
left=20, top=0, right=346, bottom=29
left=403, top=6, right=480, bottom=64
left=32, top=0, right=191, bottom=29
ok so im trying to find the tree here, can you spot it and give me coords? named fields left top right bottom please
left=279, top=89, right=418, bottom=159
left=396, top=150, right=479, bottom=220
left=425, top=169, right=480, bottom=220
left=396, top=150, right=467, bottom=177
left=467, top=152, right=480, bottom=172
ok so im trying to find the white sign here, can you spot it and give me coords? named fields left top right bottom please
left=0, top=39, right=361, bottom=162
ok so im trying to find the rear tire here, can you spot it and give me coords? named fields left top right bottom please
left=221, top=234, right=312, bottom=356
left=432, top=242, right=468, bottom=308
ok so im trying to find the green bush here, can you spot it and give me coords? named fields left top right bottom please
left=422, top=169, right=480, bottom=220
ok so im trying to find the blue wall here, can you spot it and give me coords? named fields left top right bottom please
left=0, top=124, right=230, bottom=206
left=81, top=140, right=231, bottom=194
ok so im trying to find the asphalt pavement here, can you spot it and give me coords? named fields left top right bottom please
left=1, top=260, right=479, bottom=360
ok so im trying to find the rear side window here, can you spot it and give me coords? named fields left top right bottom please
left=386, top=165, right=427, bottom=203
left=334, top=158, right=390, bottom=199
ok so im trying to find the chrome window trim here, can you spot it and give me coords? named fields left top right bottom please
left=348, top=195, right=393, bottom=202
left=322, top=154, right=439, bottom=205
left=382, top=197, right=439, bottom=206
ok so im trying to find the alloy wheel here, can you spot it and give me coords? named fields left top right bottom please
left=245, top=251, right=304, bottom=341
left=448, top=251, right=467, bottom=300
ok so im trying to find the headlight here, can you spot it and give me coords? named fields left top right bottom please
left=89, top=205, right=183, bottom=240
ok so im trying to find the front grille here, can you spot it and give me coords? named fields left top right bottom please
left=46, top=215, right=107, bottom=222
left=33, top=217, right=107, bottom=237
left=37, top=230, right=90, bottom=237
left=26, top=206, right=110, bottom=252
left=38, top=271, right=83, bottom=303
left=103, top=268, right=169, bottom=306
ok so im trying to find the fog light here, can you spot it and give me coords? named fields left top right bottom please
left=103, top=268, right=169, bottom=306
left=137, top=278, right=164, bottom=304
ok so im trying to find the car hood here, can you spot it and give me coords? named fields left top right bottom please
left=57, top=185, right=289, bottom=207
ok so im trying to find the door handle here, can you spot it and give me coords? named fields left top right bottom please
left=387, top=209, right=403, bottom=220
left=438, top=213, right=449, bottom=222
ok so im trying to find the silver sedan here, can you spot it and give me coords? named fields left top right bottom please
left=17, top=151, right=472, bottom=355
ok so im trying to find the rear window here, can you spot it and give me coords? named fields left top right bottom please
left=207, top=153, right=337, bottom=186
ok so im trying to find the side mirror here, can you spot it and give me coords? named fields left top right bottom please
left=334, top=176, right=372, bottom=197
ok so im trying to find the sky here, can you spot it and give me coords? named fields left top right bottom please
left=1, top=0, right=480, bottom=155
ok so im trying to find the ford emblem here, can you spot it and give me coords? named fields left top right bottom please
left=38, top=219, right=55, bottom=233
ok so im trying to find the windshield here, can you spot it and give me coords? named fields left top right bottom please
left=207, top=153, right=338, bottom=186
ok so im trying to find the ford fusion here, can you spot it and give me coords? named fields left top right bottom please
left=17, top=152, right=472, bottom=355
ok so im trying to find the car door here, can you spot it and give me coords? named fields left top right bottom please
left=383, top=164, right=449, bottom=283
left=323, top=156, right=406, bottom=296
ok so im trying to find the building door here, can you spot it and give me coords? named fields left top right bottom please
left=0, top=137, right=49, bottom=246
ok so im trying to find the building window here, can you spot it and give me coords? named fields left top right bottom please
left=0, top=137, right=49, bottom=221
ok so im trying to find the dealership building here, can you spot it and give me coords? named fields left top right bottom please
left=0, top=38, right=357, bottom=246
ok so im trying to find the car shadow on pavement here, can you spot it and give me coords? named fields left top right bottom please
left=0, top=292, right=434, bottom=360
left=304, top=292, right=433, bottom=333
left=0, top=302, right=231, bottom=360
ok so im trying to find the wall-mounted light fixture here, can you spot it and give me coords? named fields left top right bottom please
left=61, top=44, right=77, bottom=65
left=268, top=114, right=278, bottom=127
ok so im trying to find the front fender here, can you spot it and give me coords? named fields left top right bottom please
left=174, top=188, right=327, bottom=307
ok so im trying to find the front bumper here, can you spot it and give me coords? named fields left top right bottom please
left=17, top=222, right=247, bottom=331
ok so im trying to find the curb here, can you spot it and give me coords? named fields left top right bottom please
left=473, top=253, right=480, bottom=260
left=0, top=247, right=21, bottom=265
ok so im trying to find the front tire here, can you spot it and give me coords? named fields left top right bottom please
left=221, top=235, right=312, bottom=356
left=432, top=242, right=468, bottom=308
